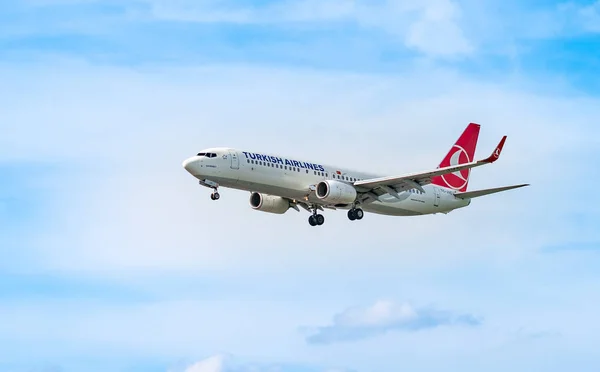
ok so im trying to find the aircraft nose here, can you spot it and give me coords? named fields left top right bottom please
left=182, top=156, right=201, bottom=175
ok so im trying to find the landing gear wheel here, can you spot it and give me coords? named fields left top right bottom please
left=348, top=209, right=356, bottom=221
left=348, top=208, right=364, bottom=221
left=308, top=215, right=317, bottom=226
left=211, top=192, right=220, bottom=200
left=316, top=214, right=325, bottom=225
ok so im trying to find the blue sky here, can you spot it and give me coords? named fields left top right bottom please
left=1, top=1, right=600, bottom=371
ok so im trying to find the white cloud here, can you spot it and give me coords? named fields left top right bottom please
left=575, top=0, right=600, bottom=32
left=143, top=0, right=473, bottom=57
left=335, top=300, right=418, bottom=327
left=405, top=0, right=473, bottom=56
left=306, top=300, right=480, bottom=344
left=184, top=354, right=226, bottom=372
left=145, top=0, right=364, bottom=24
left=174, top=353, right=356, bottom=372
left=8, top=0, right=599, bottom=60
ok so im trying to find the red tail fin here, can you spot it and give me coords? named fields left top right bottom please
left=431, top=123, right=480, bottom=192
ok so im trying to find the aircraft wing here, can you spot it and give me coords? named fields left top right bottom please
left=353, top=136, right=507, bottom=199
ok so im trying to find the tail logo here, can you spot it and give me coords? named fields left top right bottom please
left=440, top=145, right=471, bottom=190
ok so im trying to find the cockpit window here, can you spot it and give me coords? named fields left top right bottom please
left=197, top=152, right=217, bottom=157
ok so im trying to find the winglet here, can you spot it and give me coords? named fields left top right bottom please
left=483, top=135, right=507, bottom=163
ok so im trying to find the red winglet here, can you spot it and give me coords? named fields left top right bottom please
left=484, top=136, right=507, bottom=163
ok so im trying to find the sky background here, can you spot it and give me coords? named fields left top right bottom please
left=1, top=0, right=600, bottom=371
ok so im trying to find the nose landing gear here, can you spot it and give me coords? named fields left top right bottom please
left=199, top=180, right=220, bottom=201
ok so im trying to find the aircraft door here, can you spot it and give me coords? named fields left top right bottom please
left=433, top=187, right=441, bottom=207
left=229, top=151, right=239, bottom=169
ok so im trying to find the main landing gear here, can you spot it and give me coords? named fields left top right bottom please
left=305, top=204, right=363, bottom=226
left=307, top=206, right=325, bottom=227
left=347, top=207, right=364, bottom=221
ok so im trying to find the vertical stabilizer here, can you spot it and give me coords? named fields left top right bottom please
left=431, top=123, right=480, bottom=192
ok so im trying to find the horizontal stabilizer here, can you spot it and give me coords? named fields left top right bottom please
left=454, top=184, right=529, bottom=199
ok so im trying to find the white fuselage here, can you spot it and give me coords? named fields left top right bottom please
left=182, top=147, right=471, bottom=216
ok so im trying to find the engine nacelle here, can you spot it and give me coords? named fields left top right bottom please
left=249, top=192, right=290, bottom=214
left=315, top=180, right=357, bottom=204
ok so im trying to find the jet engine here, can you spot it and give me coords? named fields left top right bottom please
left=249, top=192, right=290, bottom=214
left=315, top=180, right=357, bottom=204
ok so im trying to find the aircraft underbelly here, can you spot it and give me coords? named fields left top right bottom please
left=216, top=171, right=466, bottom=217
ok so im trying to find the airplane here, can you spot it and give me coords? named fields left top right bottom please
left=182, top=123, right=528, bottom=226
